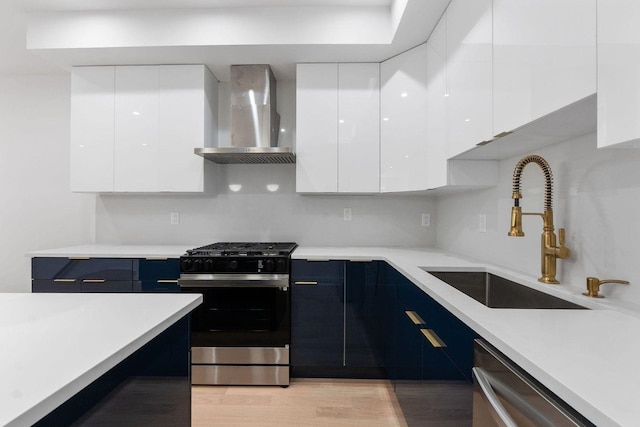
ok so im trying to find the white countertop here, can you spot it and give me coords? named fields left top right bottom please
left=294, top=246, right=640, bottom=427
left=0, top=292, right=202, bottom=427
left=24, top=244, right=640, bottom=426
left=25, top=245, right=191, bottom=258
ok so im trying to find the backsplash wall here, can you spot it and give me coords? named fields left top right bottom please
left=95, top=163, right=437, bottom=247
left=436, top=131, right=640, bottom=307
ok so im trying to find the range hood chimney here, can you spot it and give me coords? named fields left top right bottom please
left=196, top=65, right=295, bottom=164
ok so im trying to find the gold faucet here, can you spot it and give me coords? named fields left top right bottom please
left=508, top=155, right=570, bottom=284
left=582, top=277, right=629, bottom=298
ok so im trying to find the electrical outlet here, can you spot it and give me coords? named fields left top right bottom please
left=478, top=213, right=487, bottom=233
left=343, top=208, right=352, bottom=222
left=170, top=212, right=180, bottom=225
left=421, top=213, right=431, bottom=227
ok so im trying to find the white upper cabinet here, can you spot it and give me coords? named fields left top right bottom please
left=296, top=63, right=379, bottom=194
left=114, top=66, right=160, bottom=192
left=338, top=63, right=380, bottom=193
left=597, top=0, right=640, bottom=148
left=492, top=0, right=596, bottom=136
left=380, top=44, right=429, bottom=193
left=425, top=13, right=448, bottom=190
left=446, top=0, right=493, bottom=158
left=296, top=64, right=339, bottom=193
left=71, top=64, right=217, bottom=193
left=70, top=67, right=115, bottom=192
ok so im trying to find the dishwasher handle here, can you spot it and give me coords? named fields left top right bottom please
left=472, top=367, right=518, bottom=427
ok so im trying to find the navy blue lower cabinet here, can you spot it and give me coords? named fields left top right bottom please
left=344, top=261, right=384, bottom=375
left=392, top=265, right=475, bottom=426
left=34, top=316, right=191, bottom=427
left=421, top=292, right=478, bottom=382
left=32, top=279, right=82, bottom=293
left=139, top=258, right=180, bottom=292
left=291, top=260, right=345, bottom=376
left=81, top=280, right=134, bottom=293
left=32, top=257, right=136, bottom=293
left=31, top=257, right=181, bottom=294
left=32, top=257, right=134, bottom=281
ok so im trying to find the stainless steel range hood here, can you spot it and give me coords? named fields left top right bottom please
left=196, top=65, right=295, bottom=164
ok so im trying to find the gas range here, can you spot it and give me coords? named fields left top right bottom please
left=178, top=242, right=298, bottom=386
left=180, top=242, right=298, bottom=274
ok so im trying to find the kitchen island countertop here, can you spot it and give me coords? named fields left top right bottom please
left=0, top=292, right=201, bottom=427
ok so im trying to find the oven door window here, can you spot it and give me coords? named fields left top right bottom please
left=182, top=286, right=290, bottom=348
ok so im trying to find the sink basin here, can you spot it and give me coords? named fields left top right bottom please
left=424, top=270, right=587, bottom=310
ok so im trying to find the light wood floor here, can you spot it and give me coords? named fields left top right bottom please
left=192, top=378, right=408, bottom=426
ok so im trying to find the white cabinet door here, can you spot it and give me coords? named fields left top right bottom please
left=597, top=0, right=640, bottom=148
left=446, top=0, right=493, bottom=158
left=70, top=67, right=115, bottom=192
left=425, top=14, right=448, bottom=190
left=79, top=64, right=214, bottom=193
left=493, top=0, right=596, bottom=135
left=380, top=44, right=429, bottom=192
left=296, top=64, right=339, bottom=193
left=338, top=63, right=380, bottom=193
left=158, top=65, right=212, bottom=192
left=114, top=66, right=160, bottom=192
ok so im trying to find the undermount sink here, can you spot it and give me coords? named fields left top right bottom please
left=423, top=270, right=587, bottom=310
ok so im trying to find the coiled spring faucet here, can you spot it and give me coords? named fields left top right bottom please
left=508, top=155, right=570, bottom=284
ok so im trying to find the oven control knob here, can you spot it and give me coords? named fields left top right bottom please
left=204, top=258, right=214, bottom=272
left=276, top=259, right=286, bottom=272
left=181, top=258, right=193, bottom=271
left=264, top=259, right=276, bottom=272
left=228, top=260, right=239, bottom=271
left=193, top=258, right=204, bottom=272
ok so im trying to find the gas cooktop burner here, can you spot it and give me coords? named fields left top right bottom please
left=181, top=242, right=298, bottom=275
left=185, top=242, right=298, bottom=257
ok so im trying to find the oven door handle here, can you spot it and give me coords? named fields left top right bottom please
left=178, top=273, right=289, bottom=288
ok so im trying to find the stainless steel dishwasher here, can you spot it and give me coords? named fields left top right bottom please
left=472, top=339, right=595, bottom=427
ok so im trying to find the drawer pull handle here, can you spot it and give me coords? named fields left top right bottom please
left=294, top=281, right=318, bottom=285
left=349, top=259, right=373, bottom=263
left=421, top=328, right=447, bottom=348
left=68, top=257, right=90, bottom=260
left=146, top=257, right=169, bottom=261
left=83, top=279, right=106, bottom=283
left=405, top=310, right=425, bottom=326
left=157, top=280, right=179, bottom=284
left=53, top=279, right=77, bottom=283
left=305, top=258, right=330, bottom=262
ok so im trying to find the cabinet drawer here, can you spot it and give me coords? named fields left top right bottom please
left=32, top=279, right=82, bottom=293
left=138, top=258, right=180, bottom=280
left=140, top=279, right=180, bottom=293
left=81, top=280, right=134, bottom=293
left=291, top=260, right=344, bottom=285
left=32, top=257, right=134, bottom=281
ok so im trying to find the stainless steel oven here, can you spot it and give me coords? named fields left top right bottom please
left=178, top=243, right=297, bottom=386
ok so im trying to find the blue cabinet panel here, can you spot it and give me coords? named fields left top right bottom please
left=345, top=261, right=383, bottom=369
left=139, top=258, right=180, bottom=292
left=32, top=279, right=82, bottom=293
left=291, top=260, right=344, bottom=370
left=32, top=258, right=134, bottom=281
left=81, top=280, right=134, bottom=293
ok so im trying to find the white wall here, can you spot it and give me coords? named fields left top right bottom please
left=95, top=163, right=437, bottom=247
left=0, top=75, right=95, bottom=292
left=436, top=132, right=640, bottom=306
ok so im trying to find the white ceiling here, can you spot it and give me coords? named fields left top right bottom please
left=1, top=0, right=450, bottom=80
